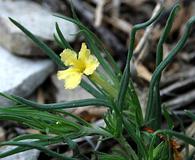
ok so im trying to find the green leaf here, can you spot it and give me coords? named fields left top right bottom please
left=185, top=110, right=195, bottom=120
left=9, top=18, right=65, bottom=68
left=11, top=95, right=112, bottom=109
left=97, top=152, right=127, bottom=160
left=55, top=22, right=72, bottom=49
left=129, top=80, right=143, bottom=126
left=11, top=134, right=51, bottom=141
left=123, top=117, right=148, bottom=159
left=146, top=4, right=180, bottom=129
left=80, top=80, right=104, bottom=98
left=53, top=33, right=65, bottom=48
left=83, top=31, right=117, bottom=81
left=162, top=106, right=174, bottom=129
left=117, top=7, right=163, bottom=111
left=153, top=142, right=169, bottom=160
left=0, top=106, right=82, bottom=136
left=0, top=135, right=69, bottom=158
left=55, top=110, right=91, bottom=127
left=145, top=16, right=195, bottom=125
left=0, top=141, right=75, bottom=160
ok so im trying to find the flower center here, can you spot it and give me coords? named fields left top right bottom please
left=75, top=60, right=86, bottom=73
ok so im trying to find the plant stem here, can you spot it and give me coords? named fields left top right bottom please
left=116, top=136, right=138, bottom=160
left=90, top=72, right=118, bottom=98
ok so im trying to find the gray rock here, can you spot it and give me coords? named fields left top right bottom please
left=0, top=47, right=54, bottom=105
left=0, top=0, right=77, bottom=56
left=0, top=140, right=40, bottom=160
left=41, top=0, right=66, bottom=12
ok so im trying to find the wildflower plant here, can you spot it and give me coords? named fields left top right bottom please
left=57, top=43, right=100, bottom=89
left=0, top=3, right=195, bottom=160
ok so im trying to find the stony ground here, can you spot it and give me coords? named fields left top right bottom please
left=0, top=0, right=195, bottom=159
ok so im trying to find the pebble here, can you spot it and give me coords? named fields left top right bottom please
left=0, top=0, right=77, bottom=56
left=0, top=47, right=55, bottom=105
left=0, top=140, right=40, bottom=160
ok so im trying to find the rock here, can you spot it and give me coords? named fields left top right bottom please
left=51, top=74, right=93, bottom=102
left=0, top=141, right=40, bottom=160
left=0, top=47, right=55, bottom=105
left=0, top=0, right=77, bottom=57
left=40, top=0, right=67, bottom=12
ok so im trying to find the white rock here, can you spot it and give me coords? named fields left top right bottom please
left=0, top=47, right=54, bottom=105
left=0, top=0, right=77, bottom=56
left=0, top=140, right=40, bottom=160
left=0, top=146, right=39, bottom=160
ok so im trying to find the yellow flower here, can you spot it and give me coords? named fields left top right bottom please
left=57, top=43, right=99, bottom=89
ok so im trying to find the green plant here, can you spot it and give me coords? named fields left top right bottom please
left=0, top=3, right=195, bottom=160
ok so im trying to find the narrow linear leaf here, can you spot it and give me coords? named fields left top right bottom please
left=56, top=110, right=91, bottom=127
left=84, top=31, right=117, bottom=81
left=53, top=33, right=65, bottom=49
left=11, top=95, right=112, bottom=109
left=0, top=141, right=75, bottom=160
left=163, top=107, right=174, bottom=129
left=0, top=136, right=66, bottom=158
left=97, top=153, right=127, bottom=160
left=123, top=117, right=148, bottom=159
left=9, top=18, right=64, bottom=68
left=185, top=110, right=195, bottom=121
left=55, top=22, right=72, bottom=49
left=117, top=7, right=163, bottom=111
left=147, top=4, right=180, bottom=129
left=11, top=134, right=51, bottom=142
left=145, top=16, right=195, bottom=123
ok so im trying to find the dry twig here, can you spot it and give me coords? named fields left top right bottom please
left=111, top=0, right=121, bottom=18
left=94, top=0, right=106, bottom=27
left=129, top=1, right=165, bottom=81
left=134, top=2, right=164, bottom=63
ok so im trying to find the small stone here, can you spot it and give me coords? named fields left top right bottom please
left=51, top=74, right=93, bottom=102
left=0, top=47, right=55, bottom=105
left=0, top=0, right=77, bottom=57
left=0, top=140, right=40, bottom=160
left=41, top=0, right=66, bottom=12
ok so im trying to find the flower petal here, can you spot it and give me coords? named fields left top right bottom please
left=57, top=68, right=74, bottom=80
left=78, top=43, right=90, bottom=62
left=60, top=49, right=77, bottom=66
left=57, top=68, right=82, bottom=89
left=64, top=72, right=82, bottom=89
left=84, top=55, right=99, bottom=75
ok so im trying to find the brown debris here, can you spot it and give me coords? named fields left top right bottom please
left=71, top=107, right=107, bottom=122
